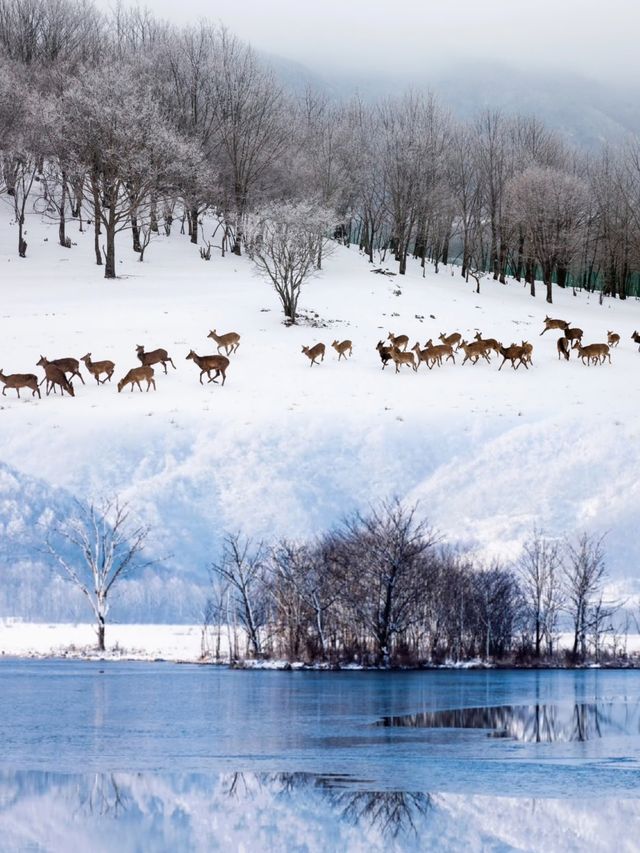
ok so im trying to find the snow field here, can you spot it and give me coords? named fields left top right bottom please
left=2, top=207, right=640, bottom=617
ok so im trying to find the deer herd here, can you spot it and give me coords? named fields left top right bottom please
left=304, top=316, right=638, bottom=374
left=0, top=328, right=241, bottom=400
left=0, top=316, right=638, bottom=402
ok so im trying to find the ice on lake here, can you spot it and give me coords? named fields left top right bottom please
left=1, top=662, right=639, bottom=851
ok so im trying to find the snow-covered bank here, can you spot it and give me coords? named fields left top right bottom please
left=2, top=621, right=640, bottom=664
left=2, top=207, right=640, bottom=620
left=0, top=620, right=205, bottom=661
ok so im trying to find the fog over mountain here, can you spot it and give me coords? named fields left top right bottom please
left=267, top=53, right=640, bottom=149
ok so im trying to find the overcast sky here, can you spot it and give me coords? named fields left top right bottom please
left=97, top=0, right=638, bottom=86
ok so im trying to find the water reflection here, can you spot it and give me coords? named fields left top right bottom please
left=0, top=769, right=431, bottom=851
left=377, top=702, right=640, bottom=743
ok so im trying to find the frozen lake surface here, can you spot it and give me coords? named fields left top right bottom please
left=1, top=662, right=640, bottom=851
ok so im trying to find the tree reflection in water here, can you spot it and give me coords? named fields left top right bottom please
left=222, top=771, right=432, bottom=840
left=377, top=700, right=640, bottom=743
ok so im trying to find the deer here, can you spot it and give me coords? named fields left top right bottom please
left=412, top=342, right=436, bottom=371
left=521, top=340, right=533, bottom=365
left=439, top=332, right=462, bottom=350
left=460, top=340, right=491, bottom=365
left=473, top=332, right=501, bottom=355
left=540, top=316, right=570, bottom=335
left=389, top=346, right=416, bottom=373
left=36, top=356, right=75, bottom=396
left=0, top=370, right=41, bottom=399
left=117, top=366, right=156, bottom=392
left=387, top=332, right=409, bottom=351
left=135, top=344, right=176, bottom=374
left=575, top=343, right=611, bottom=365
left=498, top=344, right=529, bottom=371
left=424, top=338, right=456, bottom=366
left=331, top=339, right=353, bottom=361
left=376, top=340, right=393, bottom=370
left=564, top=327, right=583, bottom=347
left=81, top=353, right=115, bottom=385
left=186, top=350, right=229, bottom=385
left=632, top=331, right=640, bottom=351
left=557, top=336, right=571, bottom=361
left=207, top=329, right=241, bottom=355
left=301, top=343, right=325, bottom=366
left=38, top=355, right=84, bottom=385
left=607, top=331, right=620, bottom=348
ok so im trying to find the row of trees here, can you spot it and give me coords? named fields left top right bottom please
left=206, top=502, right=621, bottom=667
left=38, top=492, right=621, bottom=664
left=2, top=1, right=640, bottom=305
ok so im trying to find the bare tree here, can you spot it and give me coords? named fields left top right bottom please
left=43, top=497, right=153, bottom=651
left=210, top=533, right=269, bottom=658
left=564, top=532, right=607, bottom=662
left=518, top=528, right=564, bottom=658
left=245, top=200, right=336, bottom=322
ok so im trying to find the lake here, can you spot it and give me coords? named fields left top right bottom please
left=1, top=662, right=639, bottom=851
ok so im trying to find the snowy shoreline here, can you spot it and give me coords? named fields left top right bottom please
left=2, top=621, right=639, bottom=670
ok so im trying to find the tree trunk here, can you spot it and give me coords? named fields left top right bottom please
left=97, top=615, right=106, bottom=652
left=190, top=206, right=198, bottom=245
left=131, top=210, right=142, bottom=253
left=556, top=264, right=568, bottom=289
left=104, top=214, right=116, bottom=279
left=91, top=174, right=102, bottom=266
left=18, top=215, right=27, bottom=257
left=58, top=171, right=67, bottom=248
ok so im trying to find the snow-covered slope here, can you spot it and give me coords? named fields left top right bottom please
left=1, top=208, right=640, bottom=619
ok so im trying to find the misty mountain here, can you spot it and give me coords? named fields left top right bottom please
left=266, top=53, right=640, bottom=149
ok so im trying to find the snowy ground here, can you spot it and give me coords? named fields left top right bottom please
left=2, top=620, right=639, bottom=662
left=1, top=207, right=640, bottom=619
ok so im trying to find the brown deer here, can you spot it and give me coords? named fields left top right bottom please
left=540, top=316, right=570, bottom=335
left=81, top=353, right=115, bottom=385
left=498, top=344, right=528, bottom=371
left=632, top=331, right=640, bottom=351
left=0, top=370, right=41, bottom=399
left=38, top=355, right=84, bottom=385
left=521, top=340, right=533, bottom=365
left=460, top=340, right=491, bottom=365
left=376, top=340, right=393, bottom=370
left=439, top=332, right=462, bottom=349
left=564, top=327, right=583, bottom=347
left=186, top=350, right=229, bottom=385
left=36, top=356, right=75, bottom=396
left=473, top=332, right=501, bottom=355
left=557, top=337, right=570, bottom=361
left=412, top=342, right=436, bottom=371
left=425, top=339, right=456, bottom=366
left=207, top=329, right=241, bottom=355
left=117, top=366, right=156, bottom=392
left=301, top=343, right=325, bottom=366
left=607, top=331, right=620, bottom=348
left=331, top=339, right=353, bottom=361
left=389, top=346, right=416, bottom=373
left=575, top=343, right=611, bottom=365
left=387, top=332, right=409, bottom=351
left=136, top=345, right=176, bottom=374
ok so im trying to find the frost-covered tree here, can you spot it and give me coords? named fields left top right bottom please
left=62, top=60, right=193, bottom=277
left=246, top=200, right=336, bottom=322
left=506, top=165, right=588, bottom=302
left=44, top=498, right=153, bottom=651
left=209, top=29, right=289, bottom=255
